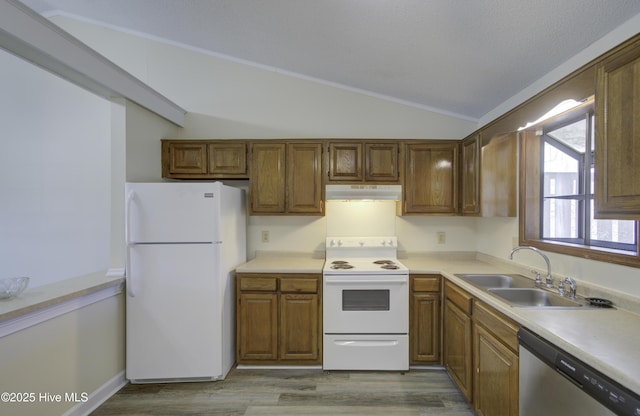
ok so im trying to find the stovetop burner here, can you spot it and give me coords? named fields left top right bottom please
left=323, top=237, right=408, bottom=275
left=331, top=263, right=354, bottom=270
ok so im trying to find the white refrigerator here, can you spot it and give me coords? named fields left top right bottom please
left=125, top=182, right=246, bottom=383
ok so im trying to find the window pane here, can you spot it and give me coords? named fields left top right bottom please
left=547, top=119, right=587, bottom=152
left=544, top=143, right=579, bottom=197
left=590, top=200, right=636, bottom=245
left=543, top=198, right=581, bottom=239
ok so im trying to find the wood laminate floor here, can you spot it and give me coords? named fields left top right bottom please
left=91, top=368, right=474, bottom=415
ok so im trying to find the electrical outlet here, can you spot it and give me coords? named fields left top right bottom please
left=437, top=231, right=446, bottom=244
left=261, top=230, right=270, bottom=243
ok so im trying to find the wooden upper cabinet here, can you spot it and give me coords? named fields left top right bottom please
left=250, top=142, right=287, bottom=214
left=329, top=142, right=363, bottom=181
left=403, top=142, right=459, bottom=214
left=161, top=140, right=248, bottom=179
left=328, top=141, right=399, bottom=183
left=461, top=134, right=481, bottom=215
left=208, top=142, right=248, bottom=177
left=287, top=143, right=324, bottom=214
left=250, top=141, right=324, bottom=215
left=163, top=141, right=208, bottom=176
left=481, top=132, right=517, bottom=217
left=365, top=142, right=400, bottom=182
left=595, top=37, right=640, bottom=219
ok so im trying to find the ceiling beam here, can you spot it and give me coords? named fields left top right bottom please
left=0, top=0, right=185, bottom=126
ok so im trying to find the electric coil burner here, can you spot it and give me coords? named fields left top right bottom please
left=323, top=237, right=409, bottom=371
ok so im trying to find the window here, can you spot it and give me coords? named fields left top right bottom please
left=519, top=97, right=640, bottom=267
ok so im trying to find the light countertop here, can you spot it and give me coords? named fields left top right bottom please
left=0, top=271, right=124, bottom=323
left=236, top=251, right=640, bottom=395
left=236, top=251, right=325, bottom=274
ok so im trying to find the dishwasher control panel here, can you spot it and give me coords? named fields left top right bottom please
left=519, top=328, right=640, bottom=416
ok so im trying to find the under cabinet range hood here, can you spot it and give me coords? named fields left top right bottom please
left=325, top=184, right=402, bottom=201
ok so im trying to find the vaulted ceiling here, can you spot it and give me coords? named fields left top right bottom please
left=18, top=0, right=640, bottom=121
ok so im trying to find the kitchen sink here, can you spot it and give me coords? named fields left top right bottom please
left=487, top=288, right=586, bottom=308
left=455, top=273, right=594, bottom=309
left=455, top=273, right=535, bottom=289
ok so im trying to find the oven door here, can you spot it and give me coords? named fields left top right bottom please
left=323, top=274, right=408, bottom=334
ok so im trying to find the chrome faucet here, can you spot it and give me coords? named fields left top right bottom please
left=558, top=277, right=577, bottom=298
left=508, top=246, right=553, bottom=288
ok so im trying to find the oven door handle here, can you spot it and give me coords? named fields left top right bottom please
left=324, top=279, right=407, bottom=284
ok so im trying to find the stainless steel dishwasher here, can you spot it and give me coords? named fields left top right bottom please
left=518, top=328, right=640, bottom=416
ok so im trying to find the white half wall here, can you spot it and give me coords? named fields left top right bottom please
left=0, top=48, right=111, bottom=288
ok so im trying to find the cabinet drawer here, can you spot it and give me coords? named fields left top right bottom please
left=280, top=278, right=318, bottom=293
left=445, top=281, right=472, bottom=315
left=239, top=277, right=277, bottom=292
left=474, top=301, right=519, bottom=353
left=412, top=275, right=441, bottom=292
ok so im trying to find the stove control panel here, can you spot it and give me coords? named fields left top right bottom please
left=326, top=237, right=397, bottom=249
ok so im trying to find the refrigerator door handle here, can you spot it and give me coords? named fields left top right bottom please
left=125, top=190, right=136, bottom=297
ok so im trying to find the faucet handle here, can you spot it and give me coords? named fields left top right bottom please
left=558, top=277, right=577, bottom=298
left=557, top=280, right=566, bottom=296
left=530, top=270, right=542, bottom=285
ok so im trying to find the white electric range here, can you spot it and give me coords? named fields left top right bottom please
left=322, top=237, right=409, bottom=371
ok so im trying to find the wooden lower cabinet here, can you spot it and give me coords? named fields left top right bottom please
left=237, top=293, right=278, bottom=360
left=236, top=273, right=321, bottom=365
left=443, top=295, right=473, bottom=403
left=473, top=301, right=519, bottom=416
left=409, top=274, right=441, bottom=364
left=280, top=293, right=319, bottom=360
left=443, top=280, right=520, bottom=415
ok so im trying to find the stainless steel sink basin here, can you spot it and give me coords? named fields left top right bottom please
left=455, top=273, right=534, bottom=289
left=487, top=288, right=585, bottom=308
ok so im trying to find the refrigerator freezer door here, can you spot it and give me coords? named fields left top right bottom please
left=126, top=243, right=222, bottom=382
left=126, top=182, right=220, bottom=244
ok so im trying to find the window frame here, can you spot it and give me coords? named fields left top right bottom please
left=519, top=99, right=640, bottom=268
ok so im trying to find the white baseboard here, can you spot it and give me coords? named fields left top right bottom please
left=62, top=370, right=127, bottom=416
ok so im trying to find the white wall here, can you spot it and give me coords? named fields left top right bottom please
left=46, top=14, right=640, bottom=299
left=476, top=16, right=640, bottom=299
left=48, top=15, right=478, bottom=260
left=49, top=16, right=476, bottom=141
left=0, top=292, right=125, bottom=416
left=0, top=49, right=111, bottom=288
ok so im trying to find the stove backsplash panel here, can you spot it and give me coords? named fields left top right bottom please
left=326, top=201, right=396, bottom=237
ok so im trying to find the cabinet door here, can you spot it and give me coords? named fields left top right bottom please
left=443, top=299, right=473, bottom=403
left=365, top=142, right=399, bottom=182
left=279, top=294, right=319, bottom=361
left=250, top=143, right=286, bottom=214
left=328, top=142, right=363, bottom=181
left=164, top=142, right=208, bottom=176
left=410, top=292, right=440, bottom=363
left=287, top=143, right=324, bottom=214
left=461, top=135, right=481, bottom=215
left=482, top=133, right=517, bottom=217
left=595, top=38, right=640, bottom=219
left=473, top=324, right=519, bottom=416
left=404, top=143, right=459, bottom=214
left=237, top=293, right=278, bottom=361
left=208, top=142, right=247, bottom=177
